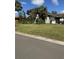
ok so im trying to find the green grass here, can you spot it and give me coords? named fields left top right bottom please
left=16, top=24, right=64, bottom=41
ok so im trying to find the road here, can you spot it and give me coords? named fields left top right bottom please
left=15, top=34, right=64, bottom=59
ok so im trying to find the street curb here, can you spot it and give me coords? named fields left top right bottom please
left=15, top=32, right=64, bottom=45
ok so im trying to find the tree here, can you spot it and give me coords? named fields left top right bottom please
left=26, top=6, right=48, bottom=24
left=52, top=11, right=57, bottom=14
left=15, top=0, right=26, bottom=23
left=15, top=0, right=22, bottom=11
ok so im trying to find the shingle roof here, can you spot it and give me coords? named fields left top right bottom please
left=48, top=13, right=64, bottom=18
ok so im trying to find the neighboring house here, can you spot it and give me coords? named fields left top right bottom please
left=34, top=13, right=64, bottom=24
left=60, top=18, right=64, bottom=24
left=50, top=17, right=56, bottom=24
left=47, top=13, right=64, bottom=24
left=57, top=13, right=64, bottom=24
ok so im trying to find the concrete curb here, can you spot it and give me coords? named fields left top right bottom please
left=15, top=32, right=64, bottom=45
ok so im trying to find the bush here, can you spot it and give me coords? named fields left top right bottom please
left=17, top=16, right=45, bottom=24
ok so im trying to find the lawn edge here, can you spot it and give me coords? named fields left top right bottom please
left=15, top=31, right=64, bottom=45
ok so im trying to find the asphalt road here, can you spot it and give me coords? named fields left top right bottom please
left=15, top=34, right=64, bottom=59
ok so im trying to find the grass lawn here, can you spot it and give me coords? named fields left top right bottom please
left=16, top=24, right=64, bottom=41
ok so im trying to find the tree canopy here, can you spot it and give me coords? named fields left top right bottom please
left=15, top=0, right=22, bottom=11
left=27, top=6, right=48, bottom=20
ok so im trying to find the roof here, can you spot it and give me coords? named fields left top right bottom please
left=48, top=13, right=64, bottom=18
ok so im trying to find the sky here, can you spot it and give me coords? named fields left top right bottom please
left=16, top=0, right=64, bottom=16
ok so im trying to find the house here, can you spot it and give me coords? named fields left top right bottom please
left=56, top=13, right=64, bottom=24
left=47, top=13, right=64, bottom=24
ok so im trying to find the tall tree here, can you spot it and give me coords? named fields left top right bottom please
left=15, top=0, right=22, bottom=11
left=26, top=6, right=48, bottom=23
left=38, top=6, right=48, bottom=20
left=15, top=0, right=26, bottom=23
